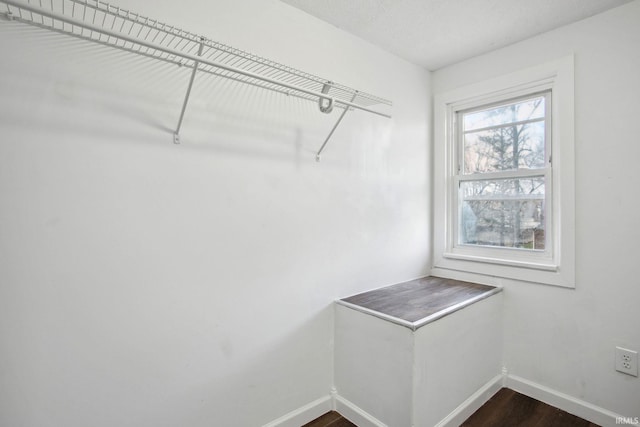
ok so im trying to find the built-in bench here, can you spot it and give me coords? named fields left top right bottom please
left=333, top=276, right=503, bottom=427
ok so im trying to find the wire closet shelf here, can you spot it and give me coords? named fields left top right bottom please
left=0, top=0, right=393, bottom=160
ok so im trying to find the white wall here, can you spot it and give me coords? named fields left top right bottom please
left=0, top=1, right=431, bottom=426
left=432, top=0, right=640, bottom=419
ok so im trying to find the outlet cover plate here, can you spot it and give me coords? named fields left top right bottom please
left=615, top=347, right=638, bottom=377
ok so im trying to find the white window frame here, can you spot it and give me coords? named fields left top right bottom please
left=433, top=56, right=575, bottom=288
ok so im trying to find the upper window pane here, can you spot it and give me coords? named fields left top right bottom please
left=463, top=96, right=545, bottom=131
left=464, top=121, right=545, bottom=174
left=462, top=95, right=546, bottom=175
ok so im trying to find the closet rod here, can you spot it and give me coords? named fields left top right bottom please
left=3, top=0, right=391, bottom=119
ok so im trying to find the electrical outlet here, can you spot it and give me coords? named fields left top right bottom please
left=615, top=347, right=638, bottom=377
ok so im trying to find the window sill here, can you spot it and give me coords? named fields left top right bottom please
left=443, top=252, right=558, bottom=272
left=433, top=255, right=574, bottom=289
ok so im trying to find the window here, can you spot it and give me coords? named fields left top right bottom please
left=457, top=93, right=550, bottom=252
left=433, top=57, right=575, bottom=288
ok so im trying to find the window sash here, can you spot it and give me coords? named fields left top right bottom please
left=457, top=168, right=546, bottom=182
left=462, top=117, right=544, bottom=136
left=453, top=91, right=552, bottom=255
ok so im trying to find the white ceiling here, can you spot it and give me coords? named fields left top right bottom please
left=281, top=0, right=632, bottom=70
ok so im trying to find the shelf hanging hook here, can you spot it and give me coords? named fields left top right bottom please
left=315, top=91, right=358, bottom=162
left=318, top=81, right=334, bottom=114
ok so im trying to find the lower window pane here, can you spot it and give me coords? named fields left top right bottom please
left=460, top=178, right=545, bottom=250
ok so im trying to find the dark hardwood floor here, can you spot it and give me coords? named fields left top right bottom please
left=302, top=411, right=356, bottom=427
left=462, top=388, right=600, bottom=427
left=304, top=389, right=600, bottom=427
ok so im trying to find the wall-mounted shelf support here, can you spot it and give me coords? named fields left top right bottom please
left=174, top=37, right=205, bottom=144
left=316, top=91, right=358, bottom=162
left=1, top=0, right=393, bottom=159
left=318, top=82, right=334, bottom=114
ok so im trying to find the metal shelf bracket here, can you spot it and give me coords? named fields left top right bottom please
left=316, top=91, right=358, bottom=162
left=174, top=37, right=205, bottom=144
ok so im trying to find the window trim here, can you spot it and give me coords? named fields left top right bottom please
left=433, top=56, right=575, bottom=288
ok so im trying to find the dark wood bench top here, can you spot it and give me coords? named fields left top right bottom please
left=337, top=276, right=501, bottom=330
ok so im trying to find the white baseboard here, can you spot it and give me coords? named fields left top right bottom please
left=434, top=373, right=505, bottom=427
left=334, top=394, right=389, bottom=427
left=333, top=377, right=503, bottom=427
left=261, top=391, right=389, bottom=427
left=263, top=375, right=623, bottom=427
left=433, top=371, right=626, bottom=427
left=505, top=374, right=623, bottom=427
left=261, top=395, right=332, bottom=427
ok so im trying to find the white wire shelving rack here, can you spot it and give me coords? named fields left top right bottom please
left=0, top=0, right=392, bottom=160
